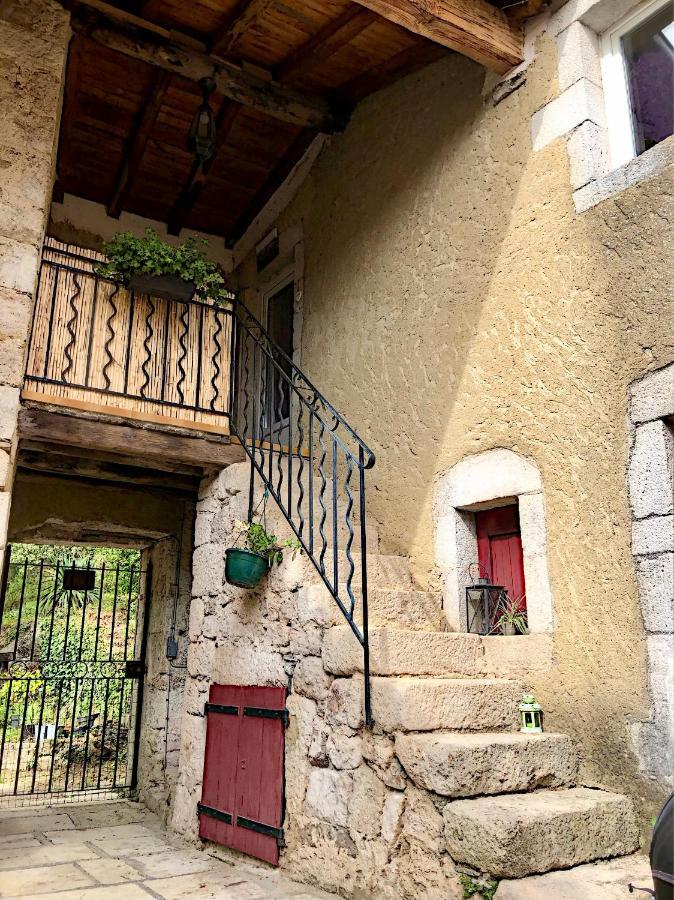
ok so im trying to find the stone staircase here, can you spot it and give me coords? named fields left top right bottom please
left=309, top=538, right=650, bottom=897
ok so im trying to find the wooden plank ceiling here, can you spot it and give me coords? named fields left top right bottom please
left=56, top=0, right=532, bottom=246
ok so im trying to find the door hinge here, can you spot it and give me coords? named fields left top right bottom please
left=204, top=702, right=239, bottom=716
left=243, top=706, right=289, bottom=727
left=236, top=815, right=285, bottom=848
left=197, top=802, right=232, bottom=825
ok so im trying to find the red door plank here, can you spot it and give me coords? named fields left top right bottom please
left=199, top=684, right=286, bottom=866
left=476, top=505, right=526, bottom=610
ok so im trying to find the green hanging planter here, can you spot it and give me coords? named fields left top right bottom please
left=225, top=548, right=269, bottom=588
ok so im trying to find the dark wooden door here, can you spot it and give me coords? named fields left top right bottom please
left=475, top=505, right=526, bottom=610
left=198, top=684, right=286, bottom=865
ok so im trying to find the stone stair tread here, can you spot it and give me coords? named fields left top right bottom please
left=395, top=731, right=579, bottom=797
left=299, top=552, right=413, bottom=590
left=494, top=854, right=653, bottom=899
left=370, top=676, right=522, bottom=732
left=323, top=627, right=482, bottom=676
left=354, top=588, right=444, bottom=631
left=444, top=787, right=640, bottom=879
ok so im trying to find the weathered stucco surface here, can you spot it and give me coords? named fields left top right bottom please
left=236, top=30, right=674, bottom=813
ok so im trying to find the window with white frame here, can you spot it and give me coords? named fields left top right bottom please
left=601, top=0, right=674, bottom=169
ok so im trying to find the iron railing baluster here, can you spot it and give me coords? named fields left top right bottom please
left=229, top=302, right=376, bottom=725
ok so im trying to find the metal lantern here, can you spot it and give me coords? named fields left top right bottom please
left=466, top=576, right=505, bottom=635
left=519, top=693, right=543, bottom=733
left=188, top=77, right=217, bottom=165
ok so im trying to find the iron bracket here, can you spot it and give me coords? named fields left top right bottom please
left=243, top=706, right=289, bottom=727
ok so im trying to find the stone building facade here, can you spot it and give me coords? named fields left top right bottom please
left=0, top=0, right=672, bottom=896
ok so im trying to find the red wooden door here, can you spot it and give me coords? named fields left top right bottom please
left=198, top=684, right=286, bottom=865
left=475, top=505, right=526, bottom=610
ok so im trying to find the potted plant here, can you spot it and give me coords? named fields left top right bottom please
left=95, top=228, right=231, bottom=305
left=225, top=493, right=302, bottom=588
left=491, top=594, right=528, bottom=636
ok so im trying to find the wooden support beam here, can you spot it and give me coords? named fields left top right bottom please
left=20, top=439, right=204, bottom=477
left=69, top=3, right=348, bottom=132
left=17, top=451, right=201, bottom=493
left=17, top=407, right=246, bottom=472
left=210, top=0, right=277, bottom=59
left=226, top=128, right=317, bottom=247
left=352, top=0, right=523, bottom=74
left=276, top=7, right=377, bottom=83
left=108, top=68, right=171, bottom=218
left=167, top=100, right=242, bottom=236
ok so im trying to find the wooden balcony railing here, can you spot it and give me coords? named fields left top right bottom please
left=23, top=238, right=234, bottom=434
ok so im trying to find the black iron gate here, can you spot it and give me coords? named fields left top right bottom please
left=0, top=549, right=150, bottom=798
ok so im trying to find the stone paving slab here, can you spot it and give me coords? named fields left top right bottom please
left=16, top=887, right=151, bottom=900
left=1, top=861, right=95, bottom=896
left=0, top=813, right=73, bottom=836
left=75, top=857, right=144, bottom=885
left=125, top=849, right=214, bottom=879
left=0, top=843, right=98, bottom=870
left=0, top=801, right=339, bottom=900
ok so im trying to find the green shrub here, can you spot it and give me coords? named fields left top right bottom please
left=96, top=228, right=231, bottom=305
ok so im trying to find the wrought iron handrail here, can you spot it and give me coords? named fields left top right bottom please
left=229, top=301, right=375, bottom=724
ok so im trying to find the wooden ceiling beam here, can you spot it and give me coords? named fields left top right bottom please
left=352, top=0, right=523, bottom=74
left=69, top=4, right=349, bottom=133
left=167, top=100, right=243, bottom=236
left=226, top=128, right=317, bottom=247
left=276, top=7, right=378, bottom=83
left=210, top=0, right=277, bottom=59
left=108, top=67, right=171, bottom=218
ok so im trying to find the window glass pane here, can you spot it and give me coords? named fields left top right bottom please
left=621, top=4, right=674, bottom=156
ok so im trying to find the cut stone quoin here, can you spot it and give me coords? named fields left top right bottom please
left=395, top=732, right=579, bottom=797
left=443, top=787, right=640, bottom=878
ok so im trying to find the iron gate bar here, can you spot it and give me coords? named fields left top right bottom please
left=0, top=551, right=149, bottom=797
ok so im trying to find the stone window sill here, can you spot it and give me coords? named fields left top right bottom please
left=573, top=134, right=674, bottom=212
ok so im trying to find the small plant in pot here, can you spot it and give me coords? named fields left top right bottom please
left=95, top=228, right=231, bottom=304
left=225, top=493, right=302, bottom=588
left=491, top=594, right=528, bottom=636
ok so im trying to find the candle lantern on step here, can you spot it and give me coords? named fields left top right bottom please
left=465, top=576, right=504, bottom=635
left=519, top=693, right=543, bottom=733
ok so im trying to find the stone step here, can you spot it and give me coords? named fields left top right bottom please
left=444, top=788, right=640, bottom=879
left=494, top=854, right=653, bottom=899
left=370, top=677, right=522, bottom=732
left=355, top=589, right=445, bottom=631
left=395, top=732, right=578, bottom=798
left=323, top=627, right=483, bottom=676
left=300, top=553, right=413, bottom=592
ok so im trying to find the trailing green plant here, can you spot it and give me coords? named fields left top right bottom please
left=95, top=228, right=231, bottom=304
left=233, top=519, right=302, bottom=567
left=459, top=873, right=498, bottom=900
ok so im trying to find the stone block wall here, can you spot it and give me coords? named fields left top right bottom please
left=170, top=462, right=463, bottom=899
left=138, top=503, right=195, bottom=822
left=0, top=0, right=70, bottom=559
left=628, top=365, right=674, bottom=788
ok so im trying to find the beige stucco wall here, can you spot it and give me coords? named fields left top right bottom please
left=236, top=33, right=674, bottom=812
